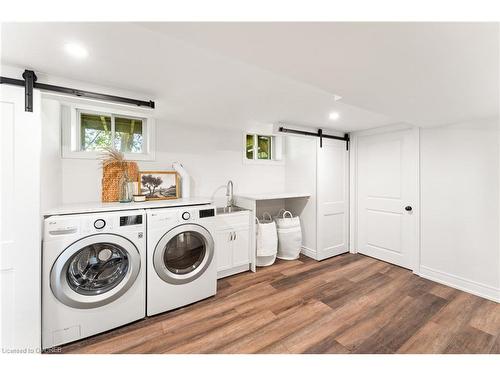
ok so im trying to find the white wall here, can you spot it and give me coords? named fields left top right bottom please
left=41, top=99, right=63, bottom=212
left=419, top=118, right=500, bottom=301
left=39, top=97, right=286, bottom=209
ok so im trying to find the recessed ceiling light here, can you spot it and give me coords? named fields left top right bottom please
left=329, top=112, right=340, bottom=121
left=64, top=42, right=88, bottom=59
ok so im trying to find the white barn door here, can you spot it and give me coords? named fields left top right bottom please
left=317, top=138, right=349, bottom=260
left=0, top=85, right=42, bottom=351
left=356, top=128, right=418, bottom=270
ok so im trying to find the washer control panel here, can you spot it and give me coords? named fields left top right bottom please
left=44, top=210, right=146, bottom=239
left=120, top=214, right=143, bottom=226
left=93, top=219, right=106, bottom=230
left=199, top=208, right=215, bottom=218
left=181, top=212, right=191, bottom=221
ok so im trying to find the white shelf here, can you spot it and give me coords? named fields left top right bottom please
left=43, top=197, right=213, bottom=216
left=235, top=192, right=311, bottom=201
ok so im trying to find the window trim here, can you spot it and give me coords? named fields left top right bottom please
left=62, top=103, right=155, bottom=160
left=242, top=132, right=284, bottom=166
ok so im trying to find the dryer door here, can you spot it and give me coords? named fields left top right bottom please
left=50, top=234, right=141, bottom=309
left=153, top=224, right=214, bottom=285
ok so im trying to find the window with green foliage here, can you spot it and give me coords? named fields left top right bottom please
left=246, top=134, right=255, bottom=159
left=246, top=134, right=274, bottom=161
left=114, top=117, right=144, bottom=153
left=79, top=111, right=145, bottom=154
left=257, top=135, right=272, bottom=160
left=63, top=105, right=154, bottom=160
left=80, top=113, right=112, bottom=151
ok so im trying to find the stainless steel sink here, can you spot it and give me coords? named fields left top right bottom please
left=216, top=206, right=246, bottom=215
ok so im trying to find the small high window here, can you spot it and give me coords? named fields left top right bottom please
left=62, top=104, right=155, bottom=160
left=246, top=134, right=273, bottom=160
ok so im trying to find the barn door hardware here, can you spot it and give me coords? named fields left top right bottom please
left=22, top=70, right=36, bottom=112
left=278, top=126, right=350, bottom=150
left=0, top=69, right=155, bottom=112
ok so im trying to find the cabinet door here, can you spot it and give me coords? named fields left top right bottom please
left=216, top=229, right=233, bottom=272
left=232, top=228, right=250, bottom=267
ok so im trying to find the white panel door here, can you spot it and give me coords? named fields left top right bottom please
left=0, top=85, right=42, bottom=351
left=356, top=128, right=418, bottom=269
left=317, top=138, right=349, bottom=260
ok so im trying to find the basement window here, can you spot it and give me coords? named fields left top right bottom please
left=244, top=133, right=283, bottom=164
left=62, top=104, right=155, bottom=160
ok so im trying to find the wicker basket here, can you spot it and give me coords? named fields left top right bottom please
left=101, top=161, right=139, bottom=202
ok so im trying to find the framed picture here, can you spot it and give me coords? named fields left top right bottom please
left=138, top=171, right=180, bottom=200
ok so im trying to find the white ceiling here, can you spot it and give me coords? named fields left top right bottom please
left=142, top=22, right=500, bottom=127
left=1, top=22, right=498, bottom=132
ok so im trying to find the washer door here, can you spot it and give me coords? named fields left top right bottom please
left=153, top=224, right=214, bottom=285
left=50, top=234, right=141, bottom=309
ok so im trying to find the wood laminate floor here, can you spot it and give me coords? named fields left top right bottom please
left=60, top=253, right=500, bottom=354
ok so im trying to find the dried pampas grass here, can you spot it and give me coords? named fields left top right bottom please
left=100, top=147, right=126, bottom=169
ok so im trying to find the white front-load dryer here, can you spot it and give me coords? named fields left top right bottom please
left=147, top=205, right=217, bottom=316
left=42, top=210, right=146, bottom=349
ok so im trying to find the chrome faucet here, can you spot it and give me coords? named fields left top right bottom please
left=226, top=180, right=234, bottom=207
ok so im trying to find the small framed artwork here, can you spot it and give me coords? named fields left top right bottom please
left=138, top=171, right=180, bottom=200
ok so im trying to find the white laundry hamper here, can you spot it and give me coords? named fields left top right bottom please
left=255, top=213, right=278, bottom=267
left=275, top=210, right=302, bottom=260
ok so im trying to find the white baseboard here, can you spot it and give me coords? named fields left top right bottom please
left=419, top=265, right=500, bottom=303
left=301, top=246, right=317, bottom=260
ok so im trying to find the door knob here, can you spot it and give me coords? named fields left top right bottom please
left=405, top=206, right=413, bottom=212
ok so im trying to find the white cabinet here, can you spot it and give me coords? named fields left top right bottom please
left=232, top=228, right=250, bottom=267
left=216, top=230, right=233, bottom=272
left=215, top=211, right=251, bottom=279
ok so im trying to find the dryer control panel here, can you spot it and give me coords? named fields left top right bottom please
left=148, top=205, right=216, bottom=228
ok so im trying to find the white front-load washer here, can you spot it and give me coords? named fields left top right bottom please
left=42, top=210, right=146, bottom=349
left=147, top=205, right=217, bottom=316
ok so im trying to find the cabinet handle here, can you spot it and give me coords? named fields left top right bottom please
left=234, top=232, right=237, bottom=240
